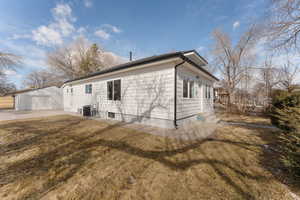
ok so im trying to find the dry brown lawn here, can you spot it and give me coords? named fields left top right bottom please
left=216, top=112, right=271, bottom=126
left=0, top=115, right=296, bottom=200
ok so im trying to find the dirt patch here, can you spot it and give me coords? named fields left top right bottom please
left=0, top=115, right=296, bottom=200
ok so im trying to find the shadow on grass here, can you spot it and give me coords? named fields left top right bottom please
left=0, top=117, right=273, bottom=200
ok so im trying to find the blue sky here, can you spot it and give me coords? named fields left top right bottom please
left=0, top=0, right=268, bottom=88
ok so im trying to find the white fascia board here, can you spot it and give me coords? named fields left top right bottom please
left=63, top=57, right=181, bottom=87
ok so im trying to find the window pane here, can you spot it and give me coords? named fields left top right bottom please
left=183, top=80, right=188, bottom=98
left=85, top=84, right=92, bottom=94
left=208, top=86, right=211, bottom=99
left=189, top=81, right=194, bottom=98
left=107, top=81, right=113, bottom=100
left=114, top=79, right=121, bottom=100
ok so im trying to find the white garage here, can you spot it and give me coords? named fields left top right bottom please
left=14, top=86, right=63, bottom=111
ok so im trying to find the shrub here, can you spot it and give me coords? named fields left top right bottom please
left=270, top=91, right=300, bottom=131
left=270, top=91, right=300, bottom=178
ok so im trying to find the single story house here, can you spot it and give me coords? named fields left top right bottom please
left=62, top=50, right=219, bottom=128
left=1, top=86, right=63, bottom=111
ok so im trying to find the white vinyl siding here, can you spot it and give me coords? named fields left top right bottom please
left=176, top=65, right=213, bottom=119
left=63, top=63, right=175, bottom=120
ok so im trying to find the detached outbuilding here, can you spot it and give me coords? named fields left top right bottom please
left=62, top=50, right=219, bottom=128
left=1, top=86, right=63, bottom=111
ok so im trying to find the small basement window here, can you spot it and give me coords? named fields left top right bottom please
left=108, top=112, right=115, bottom=118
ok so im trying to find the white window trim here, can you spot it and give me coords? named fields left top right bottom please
left=183, top=79, right=195, bottom=99
left=107, top=79, right=121, bottom=101
left=85, top=84, right=92, bottom=94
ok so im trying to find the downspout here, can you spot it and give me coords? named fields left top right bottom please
left=174, top=56, right=186, bottom=128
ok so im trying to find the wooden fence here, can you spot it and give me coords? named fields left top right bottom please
left=0, top=96, right=14, bottom=109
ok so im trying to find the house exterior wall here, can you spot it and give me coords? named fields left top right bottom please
left=15, top=86, right=63, bottom=111
left=63, top=59, right=216, bottom=128
left=63, top=63, right=175, bottom=128
left=176, top=64, right=214, bottom=125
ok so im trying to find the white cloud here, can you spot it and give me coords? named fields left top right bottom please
left=52, top=3, right=73, bottom=18
left=2, top=69, right=23, bottom=79
left=84, top=0, right=93, bottom=8
left=9, top=34, right=32, bottom=40
left=77, top=27, right=86, bottom=34
left=94, top=24, right=121, bottom=40
left=197, top=46, right=204, bottom=52
left=32, top=3, right=76, bottom=46
left=233, top=21, right=240, bottom=29
left=101, top=51, right=126, bottom=67
left=32, top=26, right=63, bottom=46
left=3, top=69, right=17, bottom=76
left=95, top=29, right=110, bottom=40
left=102, top=24, right=121, bottom=33
left=0, top=39, right=47, bottom=69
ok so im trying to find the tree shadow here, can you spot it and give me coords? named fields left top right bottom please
left=0, top=118, right=274, bottom=199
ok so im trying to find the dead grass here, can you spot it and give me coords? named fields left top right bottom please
left=0, top=115, right=295, bottom=200
left=216, top=112, right=271, bottom=125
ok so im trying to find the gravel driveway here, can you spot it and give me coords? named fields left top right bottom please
left=0, top=110, right=76, bottom=121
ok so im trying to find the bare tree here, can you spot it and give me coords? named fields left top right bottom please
left=279, top=59, right=299, bottom=91
left=23, top=69, right=63, bottom=88
left=258, top=57, right=282, bottom=108
left=0, top=52, right=21, bottom=69
left=0, top=51, right=21, bottom=95
left=47, top=37, right=125, bottom=81
left=47, top=37, right=106, bottom=80
left=211, top=25, right=258, bottom=111
left=0, top=71, right=16, bottom=95
left=267, top=0, right=300, bottom=51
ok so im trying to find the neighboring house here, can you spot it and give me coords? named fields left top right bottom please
left=62, top=50, right=219, bottom=128
left=214, top=87, right=229, bottom=105
left=1, top=86, right=63, bottom=111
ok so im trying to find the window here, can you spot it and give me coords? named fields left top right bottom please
left=183, top=80, right=188, bottom=98
left=85, top=84, right=92, bottom=94
left=67, top=89, right=68, bottom=93
left=183, top=79, right=195, bottom=99
left=108, top=112, right=115, bottom=118
left=205, top=85, right=211, bottom=99
left=70, top=88, right=73, bottom=94
left=107, top=81, right=113, bottom=100
left=113, top=79, right=121, bottom=100
left=189, top=81, right=194, bottom=98
left=107, top=79, right=121, bottom=101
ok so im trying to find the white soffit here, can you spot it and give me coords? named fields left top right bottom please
left=184, top=52, right=206, bottom=66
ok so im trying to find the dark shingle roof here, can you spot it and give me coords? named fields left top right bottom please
left=64, top=50, right=218, bottom=84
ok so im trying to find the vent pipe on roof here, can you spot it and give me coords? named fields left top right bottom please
left=129, top=51, right=132, bottom=61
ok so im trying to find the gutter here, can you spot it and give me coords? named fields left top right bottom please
left=174, top=56, right=186, bottom=128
